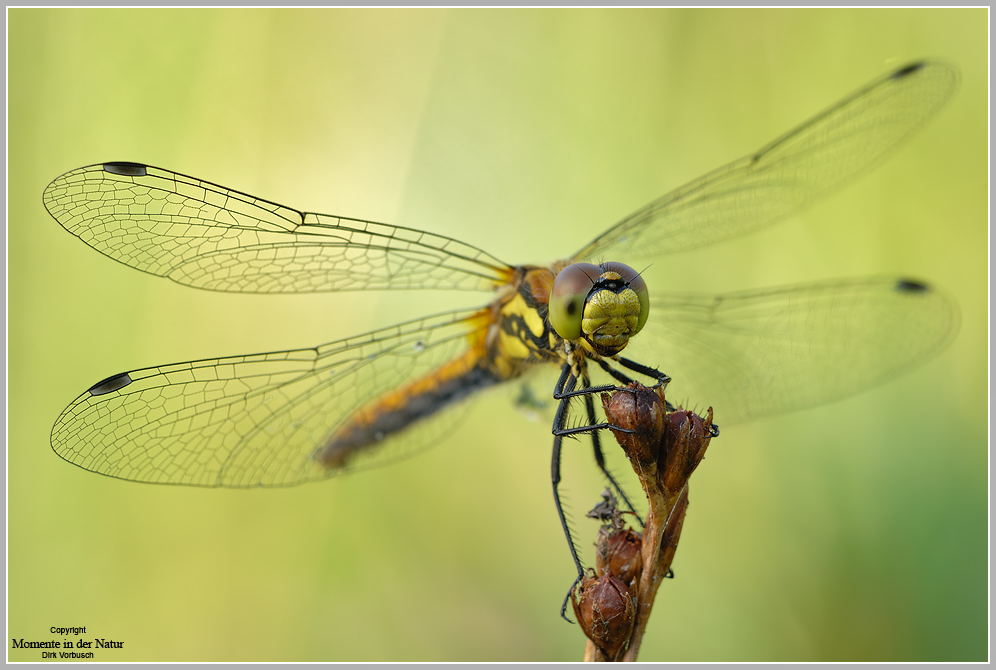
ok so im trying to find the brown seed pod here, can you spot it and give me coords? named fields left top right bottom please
left=602, top=384, right=666, bottom=472
left=571, top=572, right=637, bottom=661
left=661, top=407, right=715, bottom=491
left=595, top=526, right=643, bottom=592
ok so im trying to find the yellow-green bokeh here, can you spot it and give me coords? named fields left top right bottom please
left=8, top=8, right=987, bottom=662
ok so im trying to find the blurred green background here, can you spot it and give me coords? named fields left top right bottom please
left=8, top=8, right=987, bottom=662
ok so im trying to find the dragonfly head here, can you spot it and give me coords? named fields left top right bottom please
left=549, top=261, right=649, bottom=357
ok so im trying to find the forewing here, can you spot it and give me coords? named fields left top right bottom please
left=573, top=62, right=957, bottom=262
left=51, top=309, right=486, bottom=487
left=43, top=163, right=510, bottom=293
left=627, top=278, right=959, bottom=426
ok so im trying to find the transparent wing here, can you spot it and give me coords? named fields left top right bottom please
left=573, top=61, right=958, bottom=263
left=51, top=309, right=490, bottom=487
left=43, top=163, right=511, bottom=293
left=625, top=278, right=960, bottom=426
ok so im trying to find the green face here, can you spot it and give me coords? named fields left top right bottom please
left=548, top=261, right=650, bottom=356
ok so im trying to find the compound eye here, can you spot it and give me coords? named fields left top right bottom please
left=549, top=262, right=601, bottom=340
left=601, top=262, right=650, bottom=334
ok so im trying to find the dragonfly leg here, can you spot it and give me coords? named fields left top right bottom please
left=553, top=376, right=634, bottom=437
left=595, top=356, right=637, bottom=385
left=555, top=356, right=674, bottom=526
left=550, top=365, right=587, bottom=622
left=551, top=361, right=636, bottom=438
left=615, top=355, right=671, bottom=389
left=584, top=389, right=644, bottom=527
left=550, top=361, right=644, bottom=621
left=551, top=429, right=586, bottom=623
left=559, top=571, right=586, bottom=622
left=553, top=378, right=617, bottom=401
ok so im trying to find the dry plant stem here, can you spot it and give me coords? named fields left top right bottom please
left=578, top=384, right=712, bottom=662
left=622, top=483, right=688, bottom=662
left=584, top=636, right=606, bottom=662
left=582, top=484, right=688, bottom=662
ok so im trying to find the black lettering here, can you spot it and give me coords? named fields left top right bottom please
left=12, top=639, right=60, bottom=649
left=94, top=638, right=123, bottom=649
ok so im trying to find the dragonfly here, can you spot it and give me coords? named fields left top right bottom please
left=44, top=61, right=959, bottom=605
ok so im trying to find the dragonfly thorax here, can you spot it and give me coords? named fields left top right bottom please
left=548, top=261, right=650, bottom=357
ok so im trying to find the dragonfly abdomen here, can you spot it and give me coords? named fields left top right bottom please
left=315, top=268, right=562, bottom=471
left=316, top=348, right=503, bottom=469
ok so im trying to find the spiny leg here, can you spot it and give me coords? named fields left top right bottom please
left=550, top=365, right=587, bottom=621
left=580, top=368, right=644, bottom=526
left=615, top=355, right=671, bottom=389
left=552, top=367, right=627, bottom=438
left=552, top=430, right=590, bottom=622
left=552, top=356, right=650, bottom=620
left=595, top=356, right=635, bottom=385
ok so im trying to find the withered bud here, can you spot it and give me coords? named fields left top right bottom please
left=586, top=488, right=623, bottom=525
left=602, top=384, right=666, bottom=471
left=661, top=407, right=715, bottom=492
left=571, top=572, right=637, bottom=661
left=595, top=526, right=643, bottom=590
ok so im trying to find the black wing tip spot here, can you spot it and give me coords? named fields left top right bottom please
left=88, top=372, right=133, bottom=396
left=895, top=278, right=930, bottom=293
left=103, top=162, right=148, bottom=176
left=893, top=62, right=926, bottom=79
